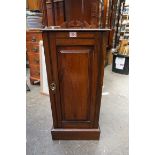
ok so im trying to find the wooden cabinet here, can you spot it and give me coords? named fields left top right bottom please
left=42, top=29, right=109, bottom=140
left=26, top=30, right=42, bottom=84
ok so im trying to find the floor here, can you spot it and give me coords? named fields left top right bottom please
left=26, top=65, right=129, bottom=155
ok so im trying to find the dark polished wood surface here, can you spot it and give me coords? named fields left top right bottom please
left=42, top=29, right=109, bottom=139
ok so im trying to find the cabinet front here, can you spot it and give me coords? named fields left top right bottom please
left=43, top=32, right=101, bottom=129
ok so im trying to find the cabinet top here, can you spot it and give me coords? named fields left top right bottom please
left=42, top=27, right=111, bottom=32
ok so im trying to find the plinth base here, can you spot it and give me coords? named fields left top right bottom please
left=51, top=127, right=100, bottom=140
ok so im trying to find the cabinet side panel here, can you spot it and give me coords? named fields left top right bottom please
left=42, top=32, right=58, bottom=127
left=94, top=32, right=107, bottom=128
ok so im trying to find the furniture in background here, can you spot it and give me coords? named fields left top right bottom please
left=26, top=30, right=42, bottom=84
left=26, top=0, right=121, bottom=67
left=26, top=10, right=43, bottom=85
left=118, top=3, right=129, bottom=44
left=104, top=0, right=123, bottom=65
left=41, top=0, right=120, bottom=28
left=112, top=1, right=129, bottom=75
left=42, top=0, right=101, bottom=27
left=41, top=0, right=118, bottom=66
left=27, top=0, right=43, bottom=11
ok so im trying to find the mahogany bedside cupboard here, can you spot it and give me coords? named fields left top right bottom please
left=42, top=28, right=109, bottom=140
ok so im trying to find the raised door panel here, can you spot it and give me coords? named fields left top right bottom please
left=57, top=46, right=95, bottom=128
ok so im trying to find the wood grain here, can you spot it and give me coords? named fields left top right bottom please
left=57, top=48, right=92, bottom=121
left=51, top=128, right=100, bottom=140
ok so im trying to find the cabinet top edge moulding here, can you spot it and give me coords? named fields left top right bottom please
left=42, top=28, right=111, bottom=31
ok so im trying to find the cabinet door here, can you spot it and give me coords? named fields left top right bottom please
left=57, top=46, right=96, bottom=128
left=53, top=46, right=98, bottom=129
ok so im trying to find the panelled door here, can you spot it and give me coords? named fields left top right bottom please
left=57, top=46, right=96, bottom=128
